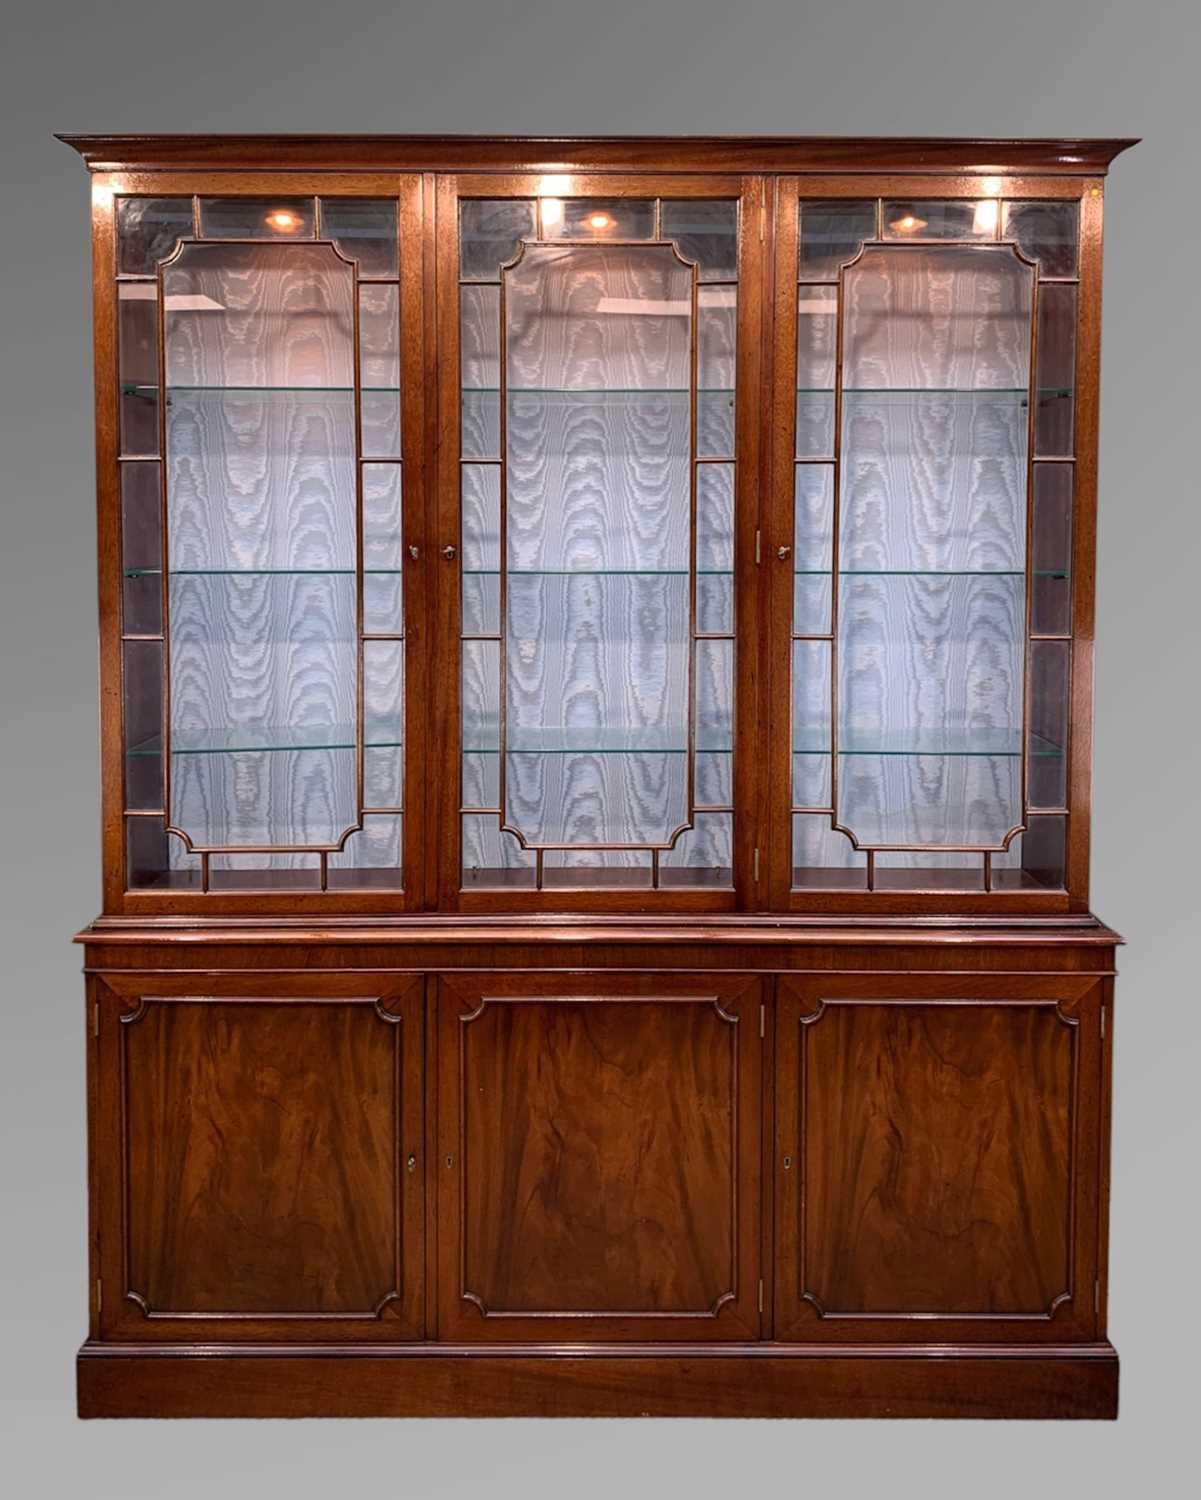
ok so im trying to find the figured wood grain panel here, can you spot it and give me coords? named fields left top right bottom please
left=122, top=999, right=402, bottom=1317
left=437, top=975, right=762, bottom=1340
left=801, top=1000, right=1073, bottom=1317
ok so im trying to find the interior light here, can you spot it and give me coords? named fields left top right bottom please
left=888, top=212, right=927, bottom=234
left=541, top=198, right=563, bottom=228
left=538, top=174, right=572, bottom=196
left=973, top=199, right=1000, bottom=236
left=265, top=209, right=300, bottom=232
left=587, top=211, right=614, bottom=231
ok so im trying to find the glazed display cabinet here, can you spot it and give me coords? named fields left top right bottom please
left=63, top=134, right=1134, bottom=1419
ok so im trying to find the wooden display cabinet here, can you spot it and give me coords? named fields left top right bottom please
left=63, top=134, right=1133, bottom=1418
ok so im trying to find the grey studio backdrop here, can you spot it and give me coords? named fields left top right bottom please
left=0, top=0, right=1195, bottom=1492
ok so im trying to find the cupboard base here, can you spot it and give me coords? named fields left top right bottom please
left=77, top=1342, right=1119, bottom=1420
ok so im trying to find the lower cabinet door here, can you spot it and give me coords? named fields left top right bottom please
left=435, top=973, right=763, bottom=1342
left=773, top=973, right=1108, bottom=1343
left=91, top=974, right=425, bottom=1341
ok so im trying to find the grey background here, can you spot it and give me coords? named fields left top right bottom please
left=1, top=0, right=1196, bottom=1491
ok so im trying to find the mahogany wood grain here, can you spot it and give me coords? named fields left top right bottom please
left=435, top=971, right=762, bottom=1341
left=60, top=135, right=1138, bottom=176
left=76, top=1342, right=1119, bottom=1419
left=774, top=972, right=1105, bottom=1343
left=91, top=974, right=425, bottom=1341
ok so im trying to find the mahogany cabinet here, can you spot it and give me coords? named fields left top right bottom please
left=63, top=134, right=1133, bottom=1419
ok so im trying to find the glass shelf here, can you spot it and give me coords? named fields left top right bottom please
left=464, top=728, right=732, bottom=754
left=129, top=723, right=403, bottom=757
left=460, top=569, right=1067, bottom=580
left=122, top=384, right=400, bottom=396
left=462, top=568, right=729, bottom=577
left=124, top=568, right=401, bottom=578
left=792, top=730, right=1063, bottom=758
left=795, top=387, right=1072, bottom=398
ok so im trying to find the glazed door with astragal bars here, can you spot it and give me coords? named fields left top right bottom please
left=110, top=176, right=429, bottom=908
left=765, top=177, right=1096, bottom=913
left=434, top=173, right=765, bottom=910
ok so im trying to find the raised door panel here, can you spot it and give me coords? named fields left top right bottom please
left=436, top=972, right=762, bottom=1341
left=774, top=973, right=1105, bottom=1342
left=92, top=975, right=424, bottom=1341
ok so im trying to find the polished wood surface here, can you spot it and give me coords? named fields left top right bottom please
left=436, top=972, right=762, bottom=1340
left=76, top=1341, right=1119, bottom=1419
left=66, top=135, right=1127, bottom=1419
left=774, top=973, right=1105, bottom=1343
left=91, top=974, right=425, bottom=1341
left=60, top=135, right=1138, bottom=175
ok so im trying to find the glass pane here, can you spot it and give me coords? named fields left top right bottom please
left=320, top=198, right=398, bottom=277
left=163, top=242, right=360, bottom=852
left=360, top=283, right=401, bottom=459
left=792, top=815, right=866, bottom=889
left=199, top=197, right=314, bottom=239
left=124, top=638, right=162, bottom=810
left=1020, top=814, right=1067, bottom=890
left=882, top=200, right=997, bottom=240
left=661, top=200, right=738, bottom=280
left=461, top=815, right=536, bottom=888
left=1003, top=201, right=1079, bottom=278
left=541, top=198, right=655, bottom=240
left=500, top=240, right=701, bottom=855
left=796, top=285, right=836, bottom=457
left=1035, top=284, right=1077, bottom=456
left=461, top=284, right=500, bottom=459
left=1029, top=639, right=1069, bottom=808
left=364, top=463, right=403, bottom=634
left=699, top=286, right=737, bottom=458
left=209, top=852, right=321, bottom=891
left=836, top=245, right=1033, bottom=851
left=794, top=466, right=833, bottom=636
left=127, top=817, right=200, bottom=890
left=328, top=816, right=404, bottom=888
left=1032, top=464, right=1072, bottom=635
left=118, top=285, right=158, bottom=456
left=874, top=854, right=985, bottom=892
left=459, top=199, right=536, bottom=280
left=798, top=200, right=875, bottom=280
left=661, top=814, right=733, bottom=887
left=117, top=197, right=192, bottom=276
left=122, top=463, right=162, bottom=636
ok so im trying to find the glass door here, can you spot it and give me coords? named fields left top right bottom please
left=767, top=179, right=1086, bottom=908
left=114, top=179, right=427, bottom=903
left=437, top=174, right=763, bottom=907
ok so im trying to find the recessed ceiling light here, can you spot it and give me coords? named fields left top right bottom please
left=265, top=209, right=300, bottom=232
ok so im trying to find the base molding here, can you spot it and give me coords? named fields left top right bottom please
left=77, top=1341, right=1119, bottom=1419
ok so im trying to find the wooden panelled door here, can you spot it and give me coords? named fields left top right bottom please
left=90, top=975, right=425, bottom=1341
left=773, top=973, right=1108, bottom=1343
left=435, top=973, right=764, bottom=1341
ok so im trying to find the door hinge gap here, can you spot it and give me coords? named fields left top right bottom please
left=92, top=1002, right=99, bottom=1039
left=753, top=847, right=760, bottom=883
left=96, top=1277, right=102, bottom=1313
left=758, top=1279, right=764, bottom=1312
left=760, top=1004, right=766, bottom=1038
left=754, top=528, right=761, bottom=565
left=1101, top=1008, right=1106, bottom=1040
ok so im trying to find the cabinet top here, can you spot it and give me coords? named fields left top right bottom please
left=57, top=133, right=1138, bottom=175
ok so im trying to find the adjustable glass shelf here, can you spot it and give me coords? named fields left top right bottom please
left=792, top=729, right=1063, bottom=757
left=460, top=568, right=1068, bottom=578
left=129, top=723, right=403, bottom=756
left=464, top=727, right=733, bottom=754
left=124, top=568, right=401, bottom=578
left=122, top=384, right=400, bottom=396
